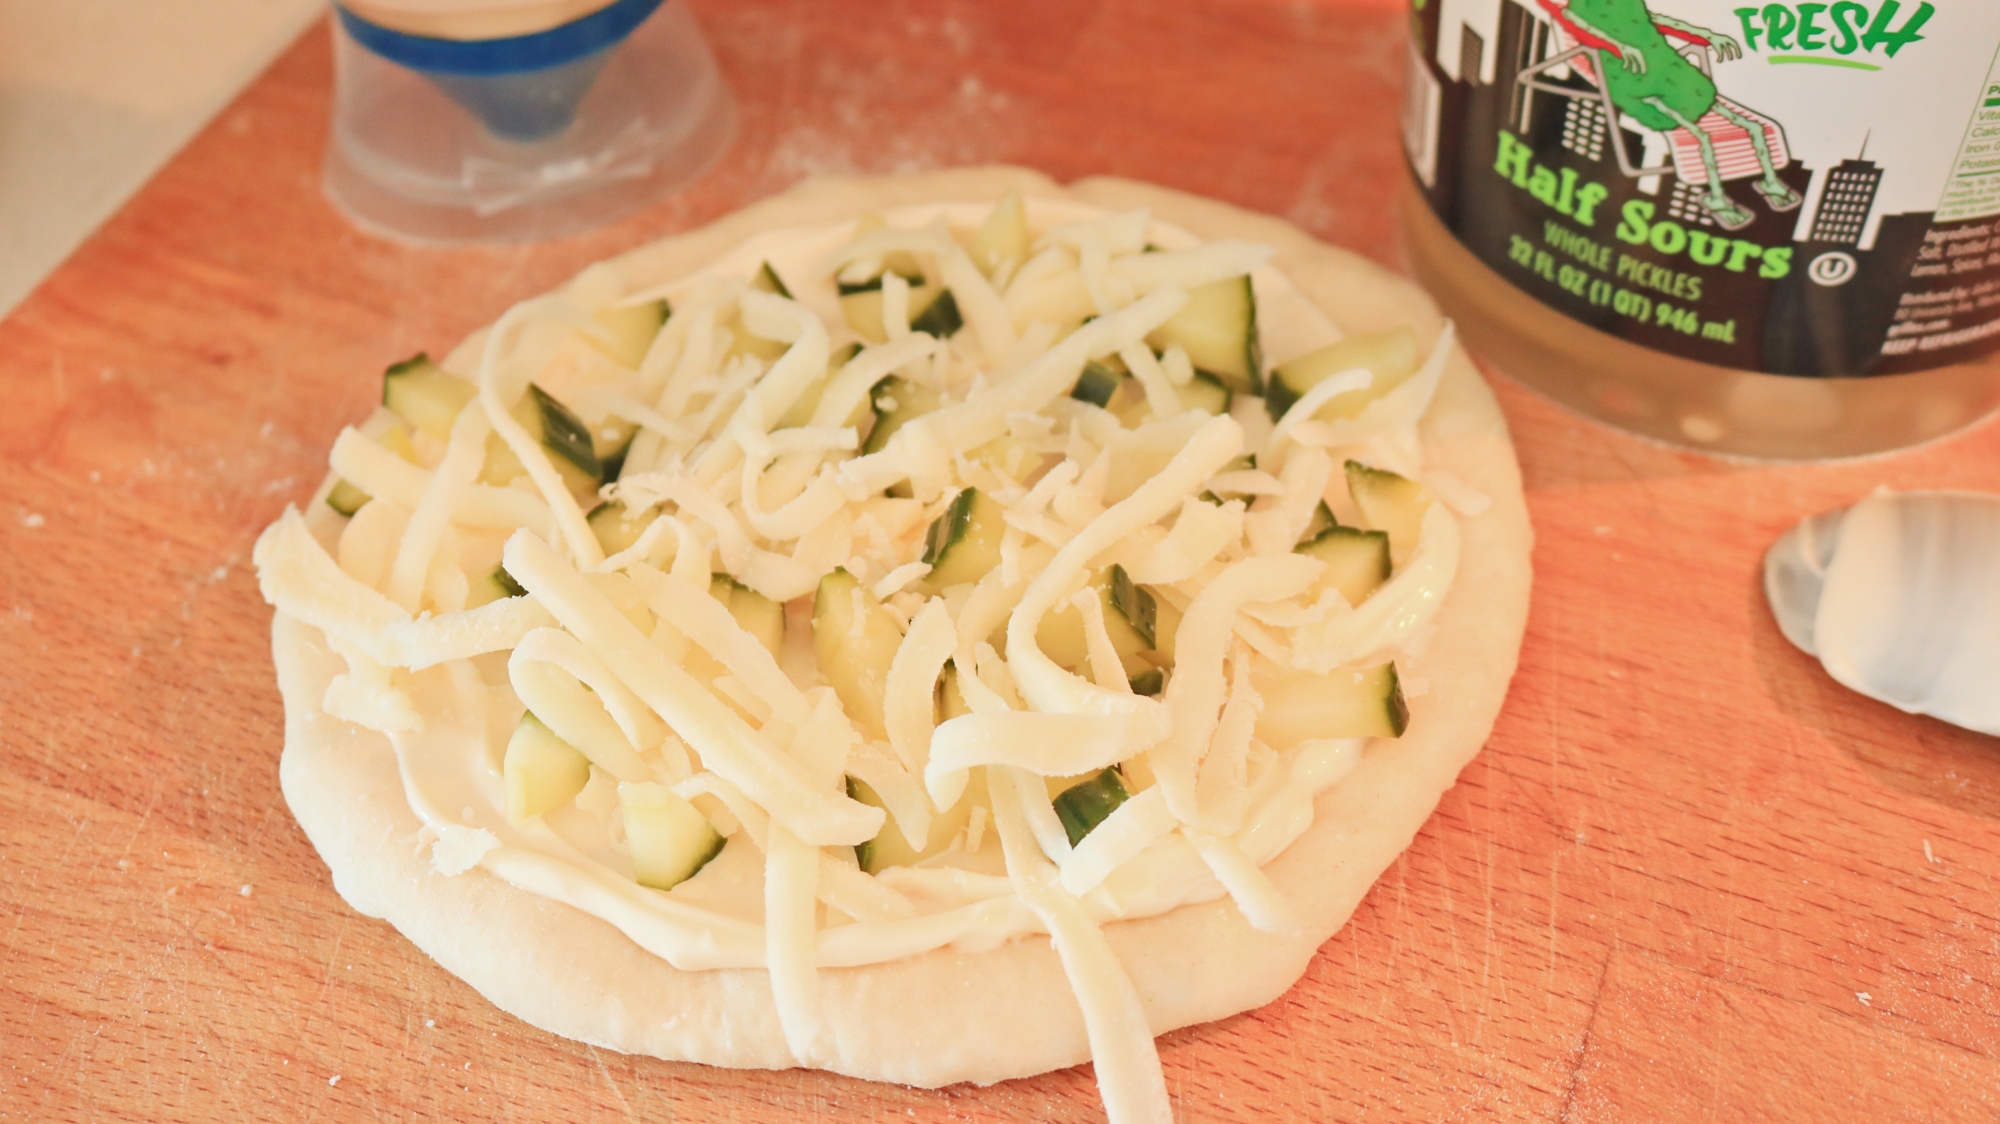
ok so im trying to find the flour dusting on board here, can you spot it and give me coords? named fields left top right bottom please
left=765, top=73, right=1014, bottom=186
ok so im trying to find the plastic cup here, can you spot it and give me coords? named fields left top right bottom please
left=324, top=0, right=735, bottom=243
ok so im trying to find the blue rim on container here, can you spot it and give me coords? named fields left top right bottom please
left=334, top=0, right=668, bottom=142
left=333, top=0, right=666, bottom=75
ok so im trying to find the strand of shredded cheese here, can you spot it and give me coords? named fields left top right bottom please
left=924, top=711, right=1129, bottom=812
left=1286, top=322, right=1456, bottom=450
left=478, top=299, right=606, bottom=569
left=387, top=403, right=492, bottom=612
left=1183, top=827, right=1301, bottom=935
left=765, top=823, right=823, bottom=1060
left=1058, top=786, right=1177, bottom=897
left=1122, top=497, right=1244, bottom=585
left=1108, top=239, right=1272, bottom=292
left=989, top=767, right=1172, bottom=1124
left=884, top=598, right=956, bottom=772
left=510, top=628, right=660, bottom=781
left=1192, top=641, right=1261, bottom=833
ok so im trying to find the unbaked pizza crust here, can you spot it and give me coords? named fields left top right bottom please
left=273, top=166, right=1533, bottom=1089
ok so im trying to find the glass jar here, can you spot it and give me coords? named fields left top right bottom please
left=1399, top=0, right=2000, bottom=458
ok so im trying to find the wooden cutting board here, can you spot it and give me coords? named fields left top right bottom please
left=4, top=2, right=1997, bottom=1119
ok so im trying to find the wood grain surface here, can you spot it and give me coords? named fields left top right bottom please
left=4, top=2, right=1999, bottom=1120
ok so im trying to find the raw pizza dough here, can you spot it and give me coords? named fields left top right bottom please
left=271, top=166, right=1532, bottom=1088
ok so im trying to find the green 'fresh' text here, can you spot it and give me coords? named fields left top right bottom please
left=1734, top=2, right=1933, bottom=60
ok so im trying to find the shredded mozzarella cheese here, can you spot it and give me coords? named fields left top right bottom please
left=765, top=824, right=823, bottom=1060
left=1058, top=786, right=1177, bottom=896
left=628, top=565, right=815, bottom=727
left=257, top=509, right=552, bottom=669
left=1154, top=555, right=1321, bottom=824
left=1184, top=827, right=1301, bottom=935
left=1109, top=240, right=1271, bottom=293
left=925, top=712, right=1129, bottom=811
left=883, top=598, right=956, bottom=772
left=478, top=299, right=606, bottom=568
left=1286, top=323, right=1456, bottom=450
left=1288, top=503, right=1461, bottom=671
left=1192, top=642, right=1261, bottom=833
left=818, top=853, right=918, bottom=922
left=329, top=428, right=553, bottom=534
left=388, top=403, right=492, bottom=612
left=510, top=629, right=660, bottom=781
left=990, top=769, right=1172, bottom=1124
left=1006, top=414, right=1242, bottom=724
left=505, top=532, right=881, bottom=847
left=1123, top=498, right=1244, bottom=585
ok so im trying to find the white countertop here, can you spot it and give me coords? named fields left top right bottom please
left=0, top=0, right=321, bottom=318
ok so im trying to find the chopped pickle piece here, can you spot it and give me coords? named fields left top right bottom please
left=1296, top=524, right=1391, bottom=606
left=588, top=501, right=653, bottom=557
left=1254, top=662, right=1409, bottom=747
left=1145, top=275, right=1260, bottom=394
left=968, top=191, right=1029, bottom=277
left=939, top=664, right=974, bottom=721
left=477, top=385, right=616, bottom=498
left=841, top=284, right=963, bottom=345
left=620, top=781, right=724, bottom=890
left=325, top=478, right=370, bottom=516
left=1070, top=360, right=1124, bottom=408
left=529, top=383, right=600, bottom=480
left=813, top=569, right=904, bottom=738
left=464, top=566, right=518, bottom=609
left=503, top=713, right=591, bottom=824
left=1053, top=769, right=1130, bottom=846
left=494, top=565, right=527, bottom=599
left=752, top=261, right=793, bottom=299
left=1300, top=501, right=1338, bottom=542
left=587, top=299, right=671, bottom=369
left=1106, top=564, right=1156, bottom=648
left=777, top=342, right=865, bottom=429
left=1345, top=460, right=1432, bottom=568
left=382, top=353, right=476, bottom=442
left=849, top=773, right=987, bottom=873
left=861, top=375, right=944, bottom=455
left=1178, top=371, right=1232, bottom=416
left=920, top=488, right=1007, bottom=589
left=1037, top=567, right=1157, bottom=678
left=712, top=575, right=786, bottom=660
left=1265, top=327, right=1420, bottom=422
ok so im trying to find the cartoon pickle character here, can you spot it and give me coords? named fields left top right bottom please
left=1560, top=0, right=1802, bottom=230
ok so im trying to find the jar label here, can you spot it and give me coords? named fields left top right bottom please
left=1406, top=0, right=2000, bottom=375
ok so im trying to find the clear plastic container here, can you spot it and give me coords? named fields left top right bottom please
left=324, top=0, right=734, bottom=244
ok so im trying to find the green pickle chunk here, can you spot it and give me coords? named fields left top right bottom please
left=1053, top=769, right=1131, bottom=846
